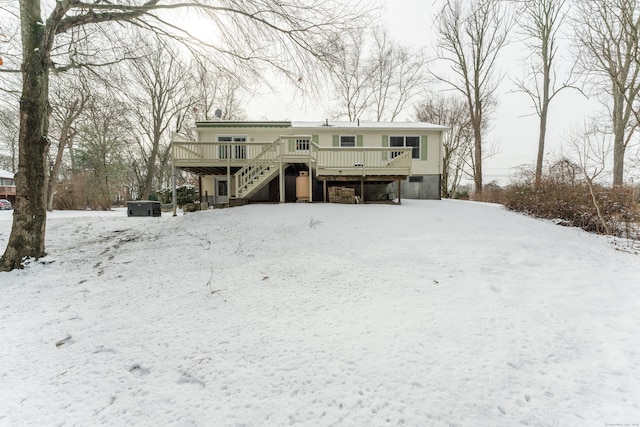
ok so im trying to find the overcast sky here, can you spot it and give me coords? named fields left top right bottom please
left=245, top=0, right=604, bottom=185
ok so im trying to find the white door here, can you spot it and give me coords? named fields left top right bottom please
left=215, top=178, right=229, bottom=204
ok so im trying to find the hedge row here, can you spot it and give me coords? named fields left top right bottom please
left=502, top=164, right=639, bottom=239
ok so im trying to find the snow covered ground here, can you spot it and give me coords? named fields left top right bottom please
left=0, top=200, right=638, bottom=426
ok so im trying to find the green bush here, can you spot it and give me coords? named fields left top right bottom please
left=157, top=185, right=199, bottom=206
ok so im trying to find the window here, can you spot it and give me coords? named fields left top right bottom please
left=390, top=136, right=420, bottom=159
left=217, top=135, right=247, bottom=159
left=340, top=135, right=356, bottom=147
left=295, top=138, right=310, bottom=151
left=217, top=180, right=228, bottom=196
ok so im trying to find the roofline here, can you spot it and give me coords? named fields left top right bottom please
left=0, top=169, right=15, bottom=179
left=291, top=121, right=451, bottom=131
left=196, top=121, right=292, bottom=128
left=195, top=120, right=450, bottom=131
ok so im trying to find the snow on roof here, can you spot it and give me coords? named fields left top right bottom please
left=291, top=121, right=450, bottom=131
left=0, top=169, right=15, bottom=179
left=195, top=120, right=450, bottom=131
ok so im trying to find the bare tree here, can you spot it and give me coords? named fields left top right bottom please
left=330, top=27, right=428, bottom=122
left=436, top=0, right=513, bottom=198
left=0, top=107, right=18, bottom=171
left=515, top=0, right=579, bottom=188
left=128, top=37, right=193, bottom=200
left=127, top=44, right=246, bottom=199
left=566, top=121, right=612, bottom=234
left=574, top=0, right=640, bottom=186
left=0, top=2, right=21, bottom=94
left=1, top=0, right=371, bottom=271
left=629, top=143, right=640, bottom=183
left=369, top=28, right=429, bottom=122
left=0, top=2, right=20, bottom=173
left=45, top=72, right=90, bottom=211
left=74, top=86, right=136, bottom=210
left=190, top=59, right=246, bottom=121
left=415, top=95, right=473, bottom=198
left=329, top=29, right=375, bottom=121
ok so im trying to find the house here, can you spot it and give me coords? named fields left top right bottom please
left=171, top=120, right=448, bottom=206
left=0, top=169, right=16, bottom=204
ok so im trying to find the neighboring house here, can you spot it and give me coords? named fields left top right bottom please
left=0, top=169, right=16, bottom=204
left=171, top=120, right=448, bottom=206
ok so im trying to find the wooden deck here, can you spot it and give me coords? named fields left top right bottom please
left=172, top=136, right=412, bottom=202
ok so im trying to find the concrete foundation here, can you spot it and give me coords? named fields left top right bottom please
left=387, top=175, right=440, bottom=200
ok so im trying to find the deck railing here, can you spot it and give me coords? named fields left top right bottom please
left=172, top=141, right=272, bottom=164
left=173, top=136, right=412, bottom=192
left=315, top=146, right=412, bottom=175
left=173, top=138, right=411, bottom=171
left=0, top=185, right=16, bottom=198
left=276, top=136, right=412, bottom=174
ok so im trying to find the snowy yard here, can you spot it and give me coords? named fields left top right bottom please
left=0, top=200, right=638, bottom=426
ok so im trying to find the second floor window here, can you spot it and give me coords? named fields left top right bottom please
left=340, top=135, right=356, bottom=147
left=295, top=138, right=310, bottom=151
left=217, top=135, right=247, bottom=159
left=390, top=136, right=420, bottom=159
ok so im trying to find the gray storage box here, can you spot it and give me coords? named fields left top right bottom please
left=127, top=201, right=161, bottom=217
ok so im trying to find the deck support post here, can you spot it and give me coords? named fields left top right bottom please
left=360, top=179, right=364, bottom=204
left=172, top=164, right=177, bottom=217
left=323, top=180, right=327, bottom=203
left=308, top=163, right=313, bottom=203
left=226, top=142, right=231, bottom=208
left=397, top=179, right=402, bottom=205
left=279, top=158, right=285, bottom=203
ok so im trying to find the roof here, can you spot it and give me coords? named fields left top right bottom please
left=195, top=120, right=449, bottom=131
left=292, top=121, right=450, bottom=131
left=0, top=169, right=15, bottom=179
left=195, top=121, right=291, bottom=128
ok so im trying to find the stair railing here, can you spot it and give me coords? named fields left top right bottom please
left=235, top=137, right=281, bottom=197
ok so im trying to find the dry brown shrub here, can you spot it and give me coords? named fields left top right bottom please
left=504, top=162, right=639, bottom=239
left=52, top=173, right=113, bottom=210
left=53, top=174, right=90, bottom=210
left=482, top=181, right=506, bottom=204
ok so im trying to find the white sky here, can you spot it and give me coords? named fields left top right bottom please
left=244, top=0, right=605, bottom=185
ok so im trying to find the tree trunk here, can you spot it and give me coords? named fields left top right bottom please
left=587, top=177, right=610, bottom=235
left=47, top=132, right=72, bottom=211
left=535, top=47, right=551, bottom=189
left=441, top=148, right=451, bottom=198
left=1, top=0, right=51, bottom=271
left=472, top=119, right=483, bottom=198
left=612, top=133, right=625, bottom=186
left=142, top=138, right=160, bottom=200
left=612, top=89, right=625, bottom=186
left=535, top=109, right=548, bottom=188
left=48, top=98, right=80, bottom=211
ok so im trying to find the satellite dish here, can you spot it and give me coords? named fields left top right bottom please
left=214, top=109, right=222, bottom=119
